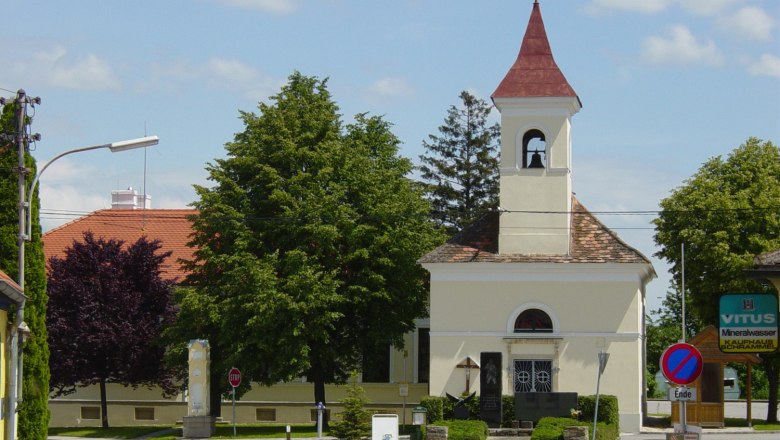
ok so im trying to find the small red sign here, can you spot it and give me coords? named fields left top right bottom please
left=228, top=367, right=241, bottom=388
left=661, top=343, right=703, bottom=386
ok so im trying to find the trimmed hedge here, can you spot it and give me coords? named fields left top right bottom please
left=431, top=420, right=489, bottom=440
left=578, top=395, right=619, bottom=430
left=531, top=417, right=617, bottom=440
left=420, top=396, right=446, bottom=422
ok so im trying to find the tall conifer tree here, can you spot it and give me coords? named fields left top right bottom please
left=419, top=91, right=500, bottom=233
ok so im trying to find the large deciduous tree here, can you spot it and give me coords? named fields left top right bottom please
left=47, top=232, right=178, bottom=428
left=0, top=100, right=50, bottom=440
left=419, top=90, right=500, bottom=233
left=653, top=137, right=780, bottom=422
left=168, top=72, right=442, bottom=417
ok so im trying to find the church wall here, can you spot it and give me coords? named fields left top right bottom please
left=428, top=264, right=645, bottom=432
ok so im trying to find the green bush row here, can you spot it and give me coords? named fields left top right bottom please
left=530, top=417, right=617, bottom=440
left=419, top=394, right=619, bottom=431
left=430, top=420, right=489, bottom=440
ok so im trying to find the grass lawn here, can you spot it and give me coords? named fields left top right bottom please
left=49, top=424, right=323, bottom=439
left=48, top=426, right=176, bottom=439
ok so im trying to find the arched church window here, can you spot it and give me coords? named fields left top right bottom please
left=514, top=308, right=553, bottom=333
left=522, top=129, right=546, bottom=169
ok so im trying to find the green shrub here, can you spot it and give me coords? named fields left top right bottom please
left=420, top=396, right=446, bottom=423
left=432, top=420, right=488, bottom=440
left=578, top=395, right=619, bottom=430
left=501, top=395, right=514, bottom=427
left=531, top=417, right=617, bottom=440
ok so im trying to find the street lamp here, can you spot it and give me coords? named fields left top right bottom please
left=24, top=135, right=159, bottom=239
left=8, top=134, right=158, bottom=440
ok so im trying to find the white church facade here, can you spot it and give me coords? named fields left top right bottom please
left=420, top=1, right=655, bottom=433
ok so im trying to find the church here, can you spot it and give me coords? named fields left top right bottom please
left=419, top=1, right=656, bottom=432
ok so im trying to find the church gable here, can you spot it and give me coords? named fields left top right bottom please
left=419, top=196, right=651, bottom=264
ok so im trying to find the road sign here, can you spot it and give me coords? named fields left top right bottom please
left=668, top=387, right=696, bottom=401
left=661, top=343, right=703, bottom=385
left=228, top=367, right=241, bottom=388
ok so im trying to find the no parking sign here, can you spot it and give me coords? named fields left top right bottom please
left=660, top=343, right=703, bottom=386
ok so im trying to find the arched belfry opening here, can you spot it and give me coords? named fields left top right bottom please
left=522, top=129, right=546, bottom=169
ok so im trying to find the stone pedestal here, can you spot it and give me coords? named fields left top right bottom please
left=563, top=426, right=588, bottom=440
left=426, top=425, right=448, bottom=440
left=182, top=415, right=216, bottom=438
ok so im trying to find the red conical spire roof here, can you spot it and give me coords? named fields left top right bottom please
left=492, top=1, right=579, bottom=101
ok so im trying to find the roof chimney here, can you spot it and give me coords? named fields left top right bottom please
left=111, top=187, right=151, bottom=209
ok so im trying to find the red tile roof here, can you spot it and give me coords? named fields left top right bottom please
left=492, top=1, right=579, bottom=101
left=419, top=197, right=652, bottom=265
left=42, top=209, right=197, bottom=282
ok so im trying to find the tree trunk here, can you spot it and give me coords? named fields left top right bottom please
left=766, top=357, right=779, bottom=423
left=210, top=369, right=222, bottom=418
left=99, top=378, right=109, bottom=429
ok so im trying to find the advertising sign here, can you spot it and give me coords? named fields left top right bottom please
left=719, top=293, right=778, bottom=353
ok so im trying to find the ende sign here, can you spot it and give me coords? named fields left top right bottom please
left=719, top=294, right=779, bottom=353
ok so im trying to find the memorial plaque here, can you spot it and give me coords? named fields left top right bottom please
left=514, top=392, right=577, bottom=423
left=480, top=352, right=502, bottom=427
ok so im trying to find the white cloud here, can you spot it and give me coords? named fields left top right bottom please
left=4, top=46, right=120, bottom=91
left=585, top=0, right=670, bottom=15
left=641, top=25, right=725, bottom=66
left=717, top=6, right=776, bottom=41
left=216, top=0, right=298, bottom=14
left=364, top=77, right=415, bottom=100
left=150, top=57, right=283, bottom=101
left=678, top=0, right=743, bottom=16
left=588, top=0, right=744, bottom=16
left=747, top=53, right=780, bottom=77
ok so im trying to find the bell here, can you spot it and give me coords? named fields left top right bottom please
left=528, top=151, right=544, bottom=168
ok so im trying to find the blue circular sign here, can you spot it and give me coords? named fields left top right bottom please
left=660, top=343, right=703, bottom=385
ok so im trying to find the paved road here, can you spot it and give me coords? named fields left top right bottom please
left=628, top=400, right=780, bottom=439
left=621, top=432, right=779, bottom=440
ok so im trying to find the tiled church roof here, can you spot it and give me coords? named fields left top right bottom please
left=42, top=209, right=197, bottom=281
left=419, top=197, right=651, bottom=264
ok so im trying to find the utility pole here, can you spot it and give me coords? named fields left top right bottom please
left=1, top=88, right=41, bottom=440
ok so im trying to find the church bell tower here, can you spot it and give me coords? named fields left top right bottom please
left=492, top=0, right=581, bottom=255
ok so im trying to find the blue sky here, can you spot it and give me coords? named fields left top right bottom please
left=2, top=0, right=779, bottom=313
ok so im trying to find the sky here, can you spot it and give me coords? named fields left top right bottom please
left=2, top=0, right=779, bottom=314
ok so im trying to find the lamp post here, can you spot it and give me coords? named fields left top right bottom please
left=8, top=134, right=158, bottom=440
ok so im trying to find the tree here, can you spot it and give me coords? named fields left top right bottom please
left=653, top=137, right=780, bottom=422
left=329, top=378, right=372, bottom=440
left=47, top=232, right=178, bottom=428
left=0, top=99, right=50, bottom=440
left=419, top=90, right=500, bottom=233
left=167, top=72, right=443, bottom=418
